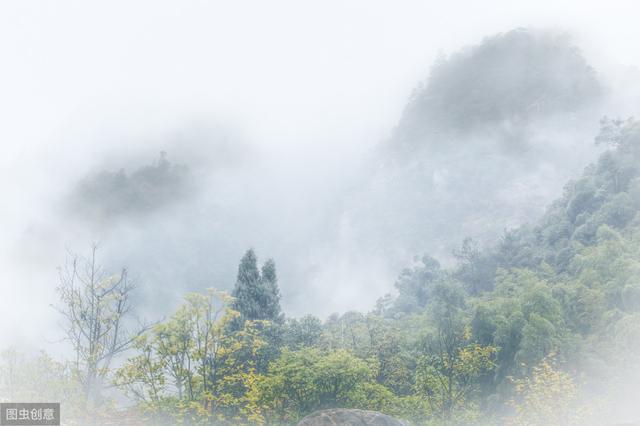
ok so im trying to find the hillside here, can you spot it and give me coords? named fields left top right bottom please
left=345, top=29, right=607, bottom=273
left=394, top=28, right=602, bottom=153
left=2, top=28, right=640, bottom=426
left=4, top=117, right=639, bottom=426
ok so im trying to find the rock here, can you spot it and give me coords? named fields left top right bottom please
left=296, top=409, right=408, bottom=426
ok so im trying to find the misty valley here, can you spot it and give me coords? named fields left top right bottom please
left=3, top=22, right=640, bottom=426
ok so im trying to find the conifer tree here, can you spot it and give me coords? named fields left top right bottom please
left=231, top=249, right=282, bottom=325
left=230, top=249, right=284, bottom=372
left=260, top=258, right=282, bottom=322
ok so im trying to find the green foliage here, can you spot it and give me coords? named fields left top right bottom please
left=231, top=249, right=284, bottom=373
left=0, top=349, right=84, bottom=421
left=70, top=152, right=190, bottom=220
left=283, top=315, right=323, bottom=350
left=393, top=256, right=442, bottom=314
left=494, top=118, right=640, bottom=275
left=258, top=348, right=394, bottom=423
left=508, top=355, right=592, bottom=426
left=413, top=280, right=498, bottom=422
left=454, top=238, right=498, bottom=295
left=115, top=289, right=266, bottom=424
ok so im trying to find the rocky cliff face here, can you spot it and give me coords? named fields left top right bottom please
left=296, top=409, right=408, bottom=426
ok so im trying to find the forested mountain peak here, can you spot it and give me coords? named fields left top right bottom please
left=393, top=28, right=602, bottom=155
left=346, top=29, right=608, bottom=273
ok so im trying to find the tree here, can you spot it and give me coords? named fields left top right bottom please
left=595, top=117, right=639, bottom=152
left=415, top=282, right=497, bottom=421
left=258, top=348, right=380, bottom=424
left=230, top=249, right=284, bottom=372
left=416, top=343, right=497, bottom=423
left=54, top=244, right=147, bottom=416
left=393, top=255, right=442, bottom=313
left=260, top=259, right=282, bottom=321
left=231, top=249, right=282, bottom=326
left=0, top=349, right=83, bottom=421
left=113, top=335, right=167, bottom=423
left=258, top=348, right=321, bottom=423
left=314, top=350, right=375, bottom=408
left=453, top=238, right=497, bottom=295
left=283, top=315, right=323, bottom=350
left=508, top=356, right=590, bottom=426
left=115, top=289, right=266, bottom=425
left=321, top=312, right=416, bottom=396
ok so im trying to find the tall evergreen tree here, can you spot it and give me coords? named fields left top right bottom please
left=230, top=249, right=284, bottom=372
left=260, top=258, right=282, bottom=322
left=231, top=249, right=283, bottom=326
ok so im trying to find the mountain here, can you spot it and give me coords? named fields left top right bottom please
left=344, top=29, right=607, bottom=271
left=394, top=28, right=602, bottom=154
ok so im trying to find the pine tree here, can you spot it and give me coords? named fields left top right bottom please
left=260, top=258, right=282, bottom=322
left=230, top=249, right=284, bottom=372
left=231, top=249, right=283, bottom=326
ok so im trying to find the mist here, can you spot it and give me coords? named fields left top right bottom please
left=1, top=0, right=640, bottom=345
left=2, top=2, right=640, bottom=424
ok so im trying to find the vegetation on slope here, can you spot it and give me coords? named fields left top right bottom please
left=2, top=119, right=640, bottom=425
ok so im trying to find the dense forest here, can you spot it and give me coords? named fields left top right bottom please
left=2, top=117, right=640, bottom=425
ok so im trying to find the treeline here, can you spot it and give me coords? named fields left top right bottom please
left=2, top=118, right=640, bottom=425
